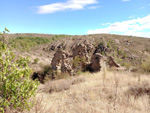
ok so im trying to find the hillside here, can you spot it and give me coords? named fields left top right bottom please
left=1, top=33, right=150, bottom=113
left=4, top=33, right=150, bottom=73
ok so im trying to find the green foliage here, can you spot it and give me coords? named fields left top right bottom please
left=9, top=35, right=67, bottom=52
left=107, top=42, right=110, bottom=48
left=0, top=29, right=39, bottom=112
left=9, top=36, right=52, bottom=51
left=102, top=51, right=105, bottom=55
left=72, top=56, right=86, bottom=69
left=121, top=62, right=131, bottom=70
left=33, top=58, right=39, bottom=64
left=5, top=27, right=10, bottom=32
left=141, top=57, right=150, bottom=73
left=118, top=50, right=124, bottom=55
left=122, top=54, right=127, bottom=59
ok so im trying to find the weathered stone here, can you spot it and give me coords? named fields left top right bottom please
left=51, top=50, right=73, bottom=75
left=72, top=44, right=90, bottom=72
left=108, top=56, right=120, bottom=68
left=72, top=43, right=89, bottom=62
left=89, top=53, right=106, bottom=72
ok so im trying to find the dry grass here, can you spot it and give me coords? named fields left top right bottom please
left=30, top=70, right=150, bottom=113
left=37, top=76, right=86, bottom=93
left=127, top=80, right=150, bottom=98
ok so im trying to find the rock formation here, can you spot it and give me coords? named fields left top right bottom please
left=51, top=50, right=74, bottom=75
left=108, top=56, right=120, bottom=68
left=50, top=43, right=120, bottom=76
left=88, top=53, right=106, bottom=72
left=72, top=44, right=90, bottom=72
left=72, top=43, right=89, bottom=62
left=94, top=43, right=107, bottom=55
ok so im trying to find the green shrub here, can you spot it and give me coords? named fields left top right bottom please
left=107, top=42, right=110, bottom=48
left=102, top=51, right=105, bottom=55
left=9, top=36, right=52, bottom=51
left=0, top=28, right=39, bottom=112
left=72, top=56, right=86, bottom=69
left=9, top=35, right=67, bottom=52
left=122, top=54, right=127, bottom=59
left=141, top=57, right=150, bottom=73
left=121, top=62, right=131, bottom=70
left=118, top=50, right=124, bottom=55
left=33, top=58, right=39, bottom=64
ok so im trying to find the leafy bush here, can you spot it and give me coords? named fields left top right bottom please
left=0, top=28, right=39, bottom=112
left=72, top=56, right=86, bottom=70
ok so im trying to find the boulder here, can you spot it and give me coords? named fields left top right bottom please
left=108, top=56, right=120, bottom=68
left=89, top=53, right=106, bottom=72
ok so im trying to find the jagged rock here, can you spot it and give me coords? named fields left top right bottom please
left=72, top=43, right=89, bottom=62
left=50, top=45, right=55, bottom=51
left=51, top=50, right=74, bottom=75
left=94, top=43, right=107, bottom=54
left=72, top=43, right=90, bottom=72
left=108, top=56, right=120, bottom=68
left=89, top=53, right=106, bottom=72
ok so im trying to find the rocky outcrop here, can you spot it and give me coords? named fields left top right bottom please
left=72, top=44, right=90, bottom=72
left=94, top=43, right=107, bottom=55
left=108, top=56, right=120, bottom=68
left=51, top=50, right=74, bottom=75
left=50, top=43, right=120, bottom=76
left=88, top=53, right=106, bottom=72
left=72, top=43, right=89, bottom=62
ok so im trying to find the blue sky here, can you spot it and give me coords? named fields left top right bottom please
left=0, top=0, right=150, bottom=37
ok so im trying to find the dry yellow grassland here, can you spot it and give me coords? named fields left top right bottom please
left=28, top=70, right=150, bottom=113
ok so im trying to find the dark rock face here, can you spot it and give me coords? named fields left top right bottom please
left=32, top=72, right=46, bottom=83
left=94, top=43, right=107, bottom=54
left=87, top=53, right=106, bottom=72
left=90, top=53, right=102, bottom=72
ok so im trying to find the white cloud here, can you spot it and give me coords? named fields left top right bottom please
left=37, top=0, right=98, bottom=14
left=122, top=0, right=130, bottom=2
left=88, top=6, right=98, bottom=9
left=87, top=15, right=150, bottom=38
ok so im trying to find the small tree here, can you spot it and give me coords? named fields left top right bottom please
left=0, top=28, right=39, bottom=112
